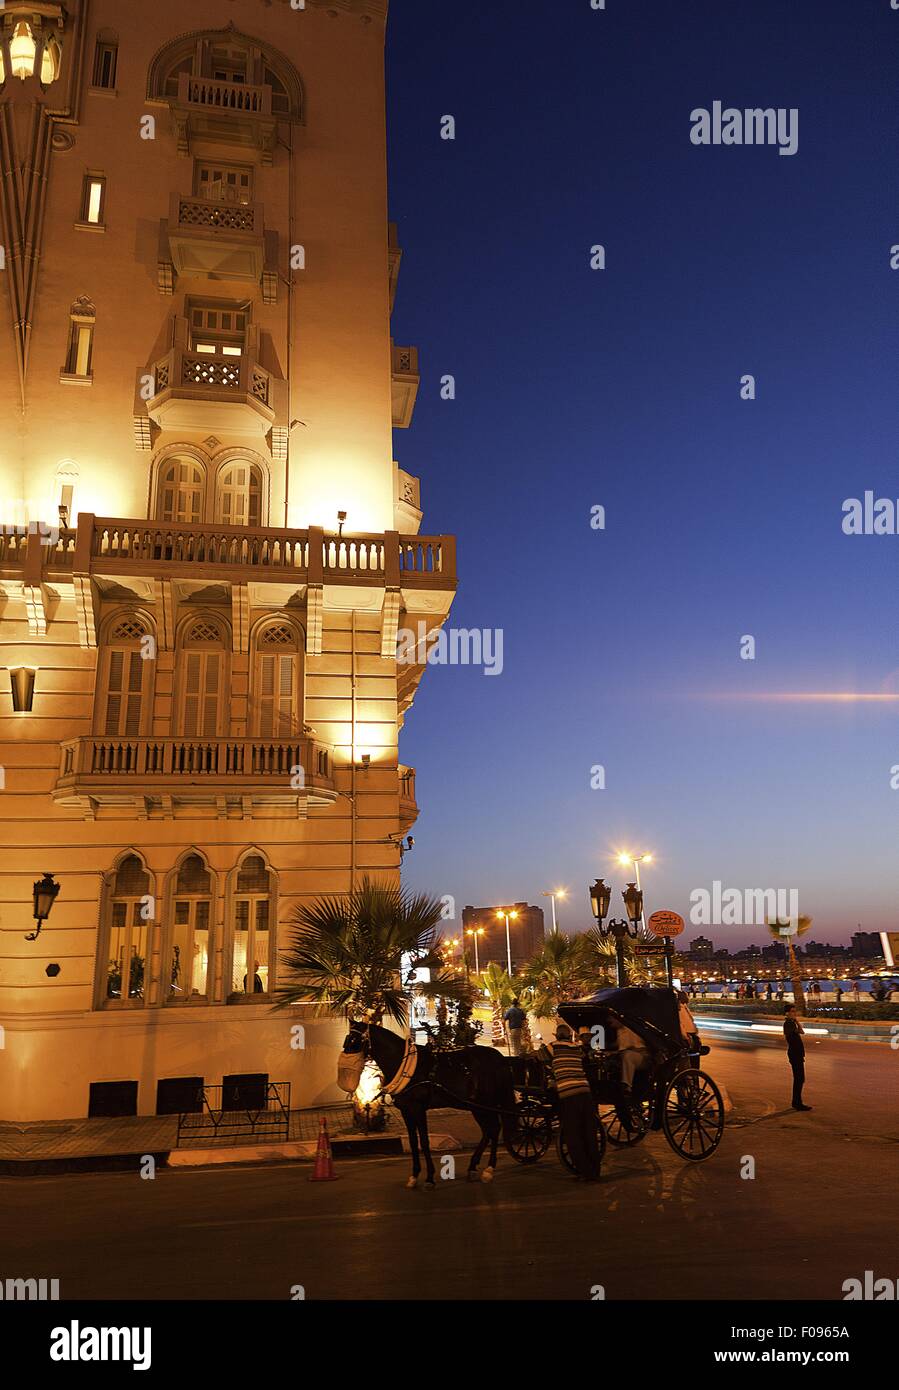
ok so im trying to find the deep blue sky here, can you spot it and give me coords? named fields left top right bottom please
left=385, top=0, right=898, bottom=947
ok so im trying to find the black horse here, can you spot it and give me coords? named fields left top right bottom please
left=341, top=1022, right=517, bottom=1188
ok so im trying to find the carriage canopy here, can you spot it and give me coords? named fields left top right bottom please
left=558, top=986, right=683, bottom=1056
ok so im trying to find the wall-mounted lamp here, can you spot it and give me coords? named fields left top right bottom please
left=360, top=753, right=371, bottom=770
left=27, top=872, right=60, bottom=941
left=337, top=510, right=347, bottom=537
left=9, top=20, right=37, bottom=80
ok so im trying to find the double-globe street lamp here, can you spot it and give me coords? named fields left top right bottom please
left=589, top=878, right=643, bottom=988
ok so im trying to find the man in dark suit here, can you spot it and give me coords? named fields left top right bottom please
left=784, top=1005, right=811, bottom=1111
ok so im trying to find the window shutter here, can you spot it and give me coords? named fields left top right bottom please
left=105, top=650, right=124, bottom=734
left=277, top=654, right=294, bottom=735
left=183, top=653, right=201, bottom=736
left=124, top=653, right=143, bottom=736
left=258, top=653, right=275, bottom=737
left=203, top=654, right=220, bottom=735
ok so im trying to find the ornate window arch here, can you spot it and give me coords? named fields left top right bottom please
left=95, top=612, right=155, bottom=738
left=227, top=851, right=276, bottom=998
left=165, top=851, right=214, bottom=1004
left=147, top=26, right=304, bottom=122
left=250, top=619, right=303, bottom=738
left=176, top=614, right=230, bottom=737
left=99, top=853, right=153, bottom=1008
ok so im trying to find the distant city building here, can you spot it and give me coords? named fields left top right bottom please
left=851, top=931, right=881, bottom=958
left=462, top=903, right=546, bottom=971
left=689, top=936, right=714, bottom=959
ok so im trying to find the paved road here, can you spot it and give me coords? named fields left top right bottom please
left=4, top=1037, right=896, bottom=1301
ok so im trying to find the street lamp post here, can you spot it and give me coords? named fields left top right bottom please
left=541, top=888, right=567, bottom=931
left=496, top=909, right=518, bottom=977
left=589, top=878, right=642, bottom=987
left=466, top=926, right=485, bottom=976
left=617, top=852, right=652, bottom=935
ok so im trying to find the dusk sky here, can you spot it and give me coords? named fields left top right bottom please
left=386, top=0, right=898, bottom=947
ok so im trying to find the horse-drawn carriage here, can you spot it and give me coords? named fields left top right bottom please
left=506, top=986, right=725, bottom=1171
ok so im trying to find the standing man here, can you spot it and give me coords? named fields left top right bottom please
left=677, top=990, right=701, bottom=1069
left=503, top=996, right=526, bottom=1057
left=539, top=1023, right=602, bottom=1181
left=783, top=1005, right=811, bottom=1111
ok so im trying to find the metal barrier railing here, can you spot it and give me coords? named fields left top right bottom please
left=176, top=1081, right=291, bottom=1147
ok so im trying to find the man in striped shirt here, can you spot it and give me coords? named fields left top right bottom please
left=539, top=1023, right=602, bottom=1181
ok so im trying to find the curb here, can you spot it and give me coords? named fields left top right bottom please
left=0, top=1131, right=468, bottom=1176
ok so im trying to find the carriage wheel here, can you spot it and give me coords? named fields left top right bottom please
left=506, top=1099, right=552, bottom=1164
left=599, top=1098, right=649, bottom=1148
left=556, top=1109, right=607, bottom=1175
left=661, top=1069, right=724, bottom=1160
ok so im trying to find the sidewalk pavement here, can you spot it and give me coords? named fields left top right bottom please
left=0, top=1104, right=486, bottom=1176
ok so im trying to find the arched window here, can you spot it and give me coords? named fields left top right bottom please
left=231, top=856, right=273, bottom=996
left=99, top=616, right=151, bottom=737
left=168, top=855, right=212, bottom=1002
left=104, top=856, right=150, bottom=1005
left=148, top=29, right=303, bottom=122
left=157, top=457, right=205, bottom=524
left=216, top=461, right=262, bottom=527
left=253, top=623, right=301, bottom=738
left=177, top=617, right=227, bottom=737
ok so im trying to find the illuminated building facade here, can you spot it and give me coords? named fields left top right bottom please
left=0, top=0, right=455, bottom=1120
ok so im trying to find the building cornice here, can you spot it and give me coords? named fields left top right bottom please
left=236, top=0, right=387, bottom=22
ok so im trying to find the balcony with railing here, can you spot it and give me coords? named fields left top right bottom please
left=399, top=764, right=418, bottom=831
left=172, top=72, right=277, bottom=164
left=138, top=345, right=286, bottom=439
left=54, top=735, right=337, bottom=814
left=391, top=342, right=420, bottom=428
left=166, top=192, right=266, bottom=285
left=0, top=519, right=458, bottom=595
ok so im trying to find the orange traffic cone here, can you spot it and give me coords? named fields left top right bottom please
left=308, top=1116, right=338, bottom=1182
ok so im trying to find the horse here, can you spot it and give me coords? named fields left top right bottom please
left=340, top=1021, right=518, bottom=1189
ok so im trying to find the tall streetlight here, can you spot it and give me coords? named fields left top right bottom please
left=496, top=908, right=518, bottom=977
left=617, top=851, right=652, bottom=934
left=541, top=888, right=567, bottom=931
left=466, top=926, right=486, bottom=976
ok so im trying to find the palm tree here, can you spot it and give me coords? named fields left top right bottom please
left=274, top=876, right=468, bottom=1025
left=579, top=927, right=656, bottom=989
left=519, top=929, right=588, bottom=1019
left=767, top=914, right=813, bottom=1014
left=479, top=960, right=513, bottom=1046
